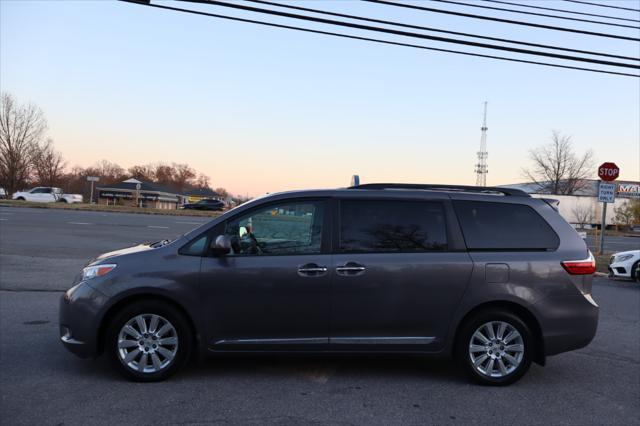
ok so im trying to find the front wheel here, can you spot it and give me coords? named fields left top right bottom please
left=106, top=300, right=192, bottom=382
left=632, top=261, right=640, bottom=284
left=456, top=309, right=533, bottom=386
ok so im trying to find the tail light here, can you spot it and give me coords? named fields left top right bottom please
left=561, top=252, right=596, bottom=275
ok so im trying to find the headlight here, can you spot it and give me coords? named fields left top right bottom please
left=82, top=264, right=117, bottom=280
left=615, top=254, right=634, bottom=263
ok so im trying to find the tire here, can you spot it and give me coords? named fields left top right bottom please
left=632, top=261, right=640, bottom=284
left=105, top=300, right=192, bottom=382
left=456, top=309, right=533, bottom=386
left=16, top=197, right=25, bottom=201
left=58, top=198, right=68, bottom=203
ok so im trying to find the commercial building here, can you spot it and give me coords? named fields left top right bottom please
left=502, top=179, right=639, bottom=227
left=97, top=178, right=181, bottom=210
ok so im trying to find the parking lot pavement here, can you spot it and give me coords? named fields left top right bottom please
left=0, top=206, right=639, bottom=425
left=0, top=279, right=638, bottom=426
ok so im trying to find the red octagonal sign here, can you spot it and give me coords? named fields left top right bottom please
left=598, top=162, right=620, bottom=181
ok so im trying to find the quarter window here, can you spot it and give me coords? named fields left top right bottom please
left=453, top=201, right=559, bottom=250
left=225, top=201, right=324, bottom=256
left=340, top=200, right=448, bottom=253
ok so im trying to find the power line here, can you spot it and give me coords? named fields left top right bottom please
left=248, top=0, right=638, bottom=61
left=119, top=1, right=639, bottom=78
left=363, top=0, right=640, bottom=42
left=431, top=0, right=639, bottom=28
left=481, top=0, right=639, bottom=23
left=178, top=0, right=639, bottom=70
left=563, top=0, right=640, bottom=13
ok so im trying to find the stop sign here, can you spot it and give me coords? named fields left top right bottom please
left=598, top=162, right=619, bottom=181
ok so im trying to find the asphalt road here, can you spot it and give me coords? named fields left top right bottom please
left=585, top=235, right=639, bottom=253
left=0, top=206, right=639, bottom=425
left=0, top=206, right=211, bottom=291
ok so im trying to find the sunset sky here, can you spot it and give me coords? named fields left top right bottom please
left=1, top=0, right=638, bottom=196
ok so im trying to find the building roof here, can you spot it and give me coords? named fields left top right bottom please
left=97, top=179, right=178, bottom=195
left=502, top=179, right=639, bottom=197
left=183, top=187, right=221, bottom=197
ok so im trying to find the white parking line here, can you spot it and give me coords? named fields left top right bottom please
left=67, top=222, right=92, bottom=225
left=0, top=218, right=7, bottom=221
left=148, top=225, right=169, bottom=229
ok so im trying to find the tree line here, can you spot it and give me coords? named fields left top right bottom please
left=0, top=93, right=232, bottom=201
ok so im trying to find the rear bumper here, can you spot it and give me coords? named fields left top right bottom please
left=59, top=282, right=108, bottom=358
left=534, top=293, right=599, bottom=356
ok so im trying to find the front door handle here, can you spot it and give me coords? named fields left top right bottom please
left=336, top=262, right=366, bottom=276
left=298, top=263, right=328, bottom=277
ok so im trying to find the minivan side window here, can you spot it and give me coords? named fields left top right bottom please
left=224, top=201, right=324, bottom=256
left=453, top=201, right=559, bottom=250
left=340, top=200, right=447, bottom=253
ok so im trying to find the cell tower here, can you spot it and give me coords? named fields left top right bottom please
left=475, top=101, right=488, bottom=186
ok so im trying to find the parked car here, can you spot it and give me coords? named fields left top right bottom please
left=180, top=198, right=225, bottom=211
left=608, top=250, right=640, bottom=282
left=12, top=187, right=83, bottom=203
left=60, top=183, right=598, bottom=385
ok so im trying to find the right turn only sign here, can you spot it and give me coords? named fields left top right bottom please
left=598, top=182, right=616, bottom=203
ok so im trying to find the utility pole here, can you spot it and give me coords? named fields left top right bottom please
left=475, top=101, right=489, bottom=186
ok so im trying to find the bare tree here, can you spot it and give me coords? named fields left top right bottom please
left=523, top=131, right=594, bottom=195
left=195, top=173, right=211, bottom=189
left=172, top=163, right=196, bottom=193
left=127, top=164, right=154, bottom=182
left=215, top=187, right=230, bottom=198
left=93, top=159, right=125, bottom=183
left=571, top=204, right=594, bottom=228
left=33, top=138, right=66, bottom=187
left=0, top=93, right=48, bottom=196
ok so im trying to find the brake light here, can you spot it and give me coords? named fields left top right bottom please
left=561, top=253, right=596, bottom=275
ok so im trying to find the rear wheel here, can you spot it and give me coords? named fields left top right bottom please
left=456, top=309, right=533, bottom=386
left=106, top=300, right=192, bottom=382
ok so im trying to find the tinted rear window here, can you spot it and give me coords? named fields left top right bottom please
left=340, top=200, right=447, bottom=253
left=453, top=201, right=559, bottom=250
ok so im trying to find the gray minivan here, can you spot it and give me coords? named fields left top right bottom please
left=60, top=184, right=598, bottom=385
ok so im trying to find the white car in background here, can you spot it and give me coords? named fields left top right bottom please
left=609, top=250, right=640, bottom=283
left=12, top=187, right=83, bottom=203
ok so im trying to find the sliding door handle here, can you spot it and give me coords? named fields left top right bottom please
left=336, top=262, right=366, bottom=276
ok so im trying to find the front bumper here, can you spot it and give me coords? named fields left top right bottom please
left=59, top=282, right=109, bottom=358
left=534, top=292, right=599, bottom=357
left=608, top=261, right=633, bottom=278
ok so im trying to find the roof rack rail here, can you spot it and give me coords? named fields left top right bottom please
left=348, top=183, right=530, bottom=197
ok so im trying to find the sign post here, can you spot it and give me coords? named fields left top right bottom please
left=86, top=176, right=99, bottom=204
left=597, top=162, right=620, bottom=255
left=135, top=183, right=142, bottom=208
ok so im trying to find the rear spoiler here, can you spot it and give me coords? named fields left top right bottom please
left=541, top=198, right=560, bottom=211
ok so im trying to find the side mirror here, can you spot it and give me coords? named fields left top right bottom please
left=211, top=235, right=231, bottom=256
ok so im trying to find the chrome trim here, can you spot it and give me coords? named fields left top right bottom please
left=329, top=336, right=435, bottom=345
left=214, top=338, right=328, bottom=345
left=336, top=266, right=366, bottom=272
left=298, top=267, right=328, bottom=273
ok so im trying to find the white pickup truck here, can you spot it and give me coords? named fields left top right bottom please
left=12, top=187, right=83, bottom=203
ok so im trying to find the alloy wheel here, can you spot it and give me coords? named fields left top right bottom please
left=468, top=321, right=525, bottom=378
left=117, top=313, right=179, bottom=374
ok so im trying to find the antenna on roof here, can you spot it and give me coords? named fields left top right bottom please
left=351, top=175, right=360, bottom=187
